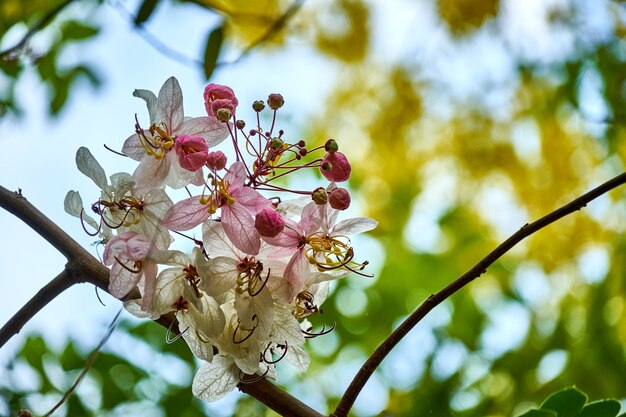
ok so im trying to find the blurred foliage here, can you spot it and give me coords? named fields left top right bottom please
left=4, top=0, right=626, bottom=417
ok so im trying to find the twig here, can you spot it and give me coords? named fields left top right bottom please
left=331, top=172, right=626, bottom=417
left=106, top=0, right=304, bottom=71
left=43, top=308, right=122, bottom=417
left=0, top=183, right=320, bottom=417
left=0, top=270, right=74, bottom=349
left=218, top=0, right=305, bottom=67
left=0, top=0, right=75, bottom=59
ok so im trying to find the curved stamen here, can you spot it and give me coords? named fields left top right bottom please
left=80, top=208, right=102, bottom=237
left=238, top=367, right=269, bottom=384
left=303, top=322, right=336, bottom=339
left=114, top=257, right=143, bottom=273
left=94, top=286, right=106, bottom=307
left=249, top=268, right=270, bottom=297
left=166, top=317, right=189, bottom=344
left=232, top=314, right=258, bottom=344
left=262, top=341, right=288, bottom=364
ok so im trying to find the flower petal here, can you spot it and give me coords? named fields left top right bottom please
left=221, top=203, right=261, bottom=255
left=156, top=76, right=184, bottom=133
left=162, top=196, right=211, bottom=231
left=192, top=356, right=239, bottom=402
left=332, top=217, right=378, bottom=236
left=180, top=117, right=230, bottom=148
left=76, top=147, right=108, bottom=191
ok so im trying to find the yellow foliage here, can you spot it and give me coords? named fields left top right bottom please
left=437, top=0, right=499, bottom=34
left=195, top=0, right=287, bottom=45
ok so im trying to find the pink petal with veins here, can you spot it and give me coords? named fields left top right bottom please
left=162, top=196, right=211, bottom=231
left=221, top=202, right=261, bottom=255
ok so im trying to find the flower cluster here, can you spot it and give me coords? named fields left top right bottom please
left=65, top=77, right=377, bottom=401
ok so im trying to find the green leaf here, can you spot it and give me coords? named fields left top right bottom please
left=540, top=387, right=588, bottom=417
left=61, top=20, right=99, bottom=41
left=134, top=0, right=160, bottom=26
left=203, top=25, right=224, bottom=80
left=60, top=341, right=84, bottom=371
left=580, top=400, right=622, bottom=417
left=518, top=410, right=558, bottom=417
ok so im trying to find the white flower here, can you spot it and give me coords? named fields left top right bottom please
left=122, top=76, right=230, bottom=192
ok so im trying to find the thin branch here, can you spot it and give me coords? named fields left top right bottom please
left=43, top=308, right=122, bottom=417
left=0, top=183, right=320, bottom=417
left=0, top=270, right=74, bottom=349
left=0, top=0, right=75, bottom=59
left=218, top=0, right=305, bottom=67
left=331, top=172, right=626, bottom=417
left=107, top=0, right=304, bottom=71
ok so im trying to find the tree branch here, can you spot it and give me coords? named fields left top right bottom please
left=0, top=184, right=321, bottom=417
left=331, top=172, right=626, bottom=417
left=0, top=0, right=75, bottom=59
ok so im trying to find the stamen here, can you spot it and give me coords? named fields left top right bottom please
left=302, top=322, right=336, bottom=339
left=238, top=367, right=269, bottom=384
left=114, top=257, right=143, bottom=273
left=232, top=314, right=258, bottom=344
left=262, top=341, right=288, bottom=364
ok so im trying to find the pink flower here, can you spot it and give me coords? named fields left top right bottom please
left=328, top=187, right=351, bottom=210
left=174, top=134, right=209, bottom=172
left=206, top=150, right=227, bottom=171
left=204, top=84, right=238, bottom=117
left=161, top=162, right=272, bottom=255
left=320, top=151, right=351, bottom=182
left=255, top=207, right=285, bottom=237
left=103, top=232, right=158, bottom=310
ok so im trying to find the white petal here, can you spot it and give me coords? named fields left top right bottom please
left=76, top=147, right=108, bottom=191
left=285, top=344, right=310, bottom=372
left=123, top=299, right=160, bottom=319
left=270, top=303, right=305, bottom=347
left=122, top=133, right=145, bottom=161
left=197, top=256, right=238, bottom=298
left=202, top=221, right=243, bottom=259
left=332, top=217, right=378, bottom=236
left=157, top=76, right=184, bottom=133
left=109, top=172, right=135, bottom=196
left=180, top=117, right=230, bottom=148
left=64, top=191, right=99, bottom=232
left=192, top=356, right=239, bottom=402
left=133, top=88, right=158, bottom=123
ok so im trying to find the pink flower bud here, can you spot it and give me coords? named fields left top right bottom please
left=320, top=151, right=351, bottom=182
left=204, top=84, right=238, bottom=117
left=255, top=207, right=285, bottom=237
left=174, top=135, right=209, bottom=172
left=329, top=187, right=351, bottom=210
left=206, top=150, right=227, bottom=171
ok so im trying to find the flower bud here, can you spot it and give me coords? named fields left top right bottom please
left=236, top=119, right=246, bottom=129
left=204, top=84, right=238, bottom=117
left=268, top=93, right=284, bottom=110
left=252, top=100, right=265, bottom=112
left=329, top=187, right=351, bottom=210
left=298, top=140, right=306, bottom=147
left=255, top=208, right=285, bottom=237
left=320, top=151, right=351, bottom=182
left=270, top=137, right=284, bottom=150
left=311, top=187, right=328, bottom=205
left=299, top=148, right=308, bottom=156
left=174, top=134, right=209, bottom=172
left=206, top=151, right=227, bottom=171
left=324, top=139, right=339, bottom=153
left=216, top=107, right=232, bottom=122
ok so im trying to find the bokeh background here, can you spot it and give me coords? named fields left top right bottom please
left=1, top=0, right=626, bottom=416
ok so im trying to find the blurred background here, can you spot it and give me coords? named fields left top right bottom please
left=1, top=0, right=626, bottom=416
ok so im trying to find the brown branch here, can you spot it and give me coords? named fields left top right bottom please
left=0, top=183, right=321, bottom=417
left=331, top=172, right=626, bottom=417
left=0, top=0, right=75, bottom=59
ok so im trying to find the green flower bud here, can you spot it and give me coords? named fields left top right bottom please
left=216, top=107, right=232, bottom=122
left=270, top=137, right=284, bottom=150
left=252, top=100, right=265, bottom=112
left=311, top=187, right=328, bottom=205
left=325, top=139, right=339, bottom=153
